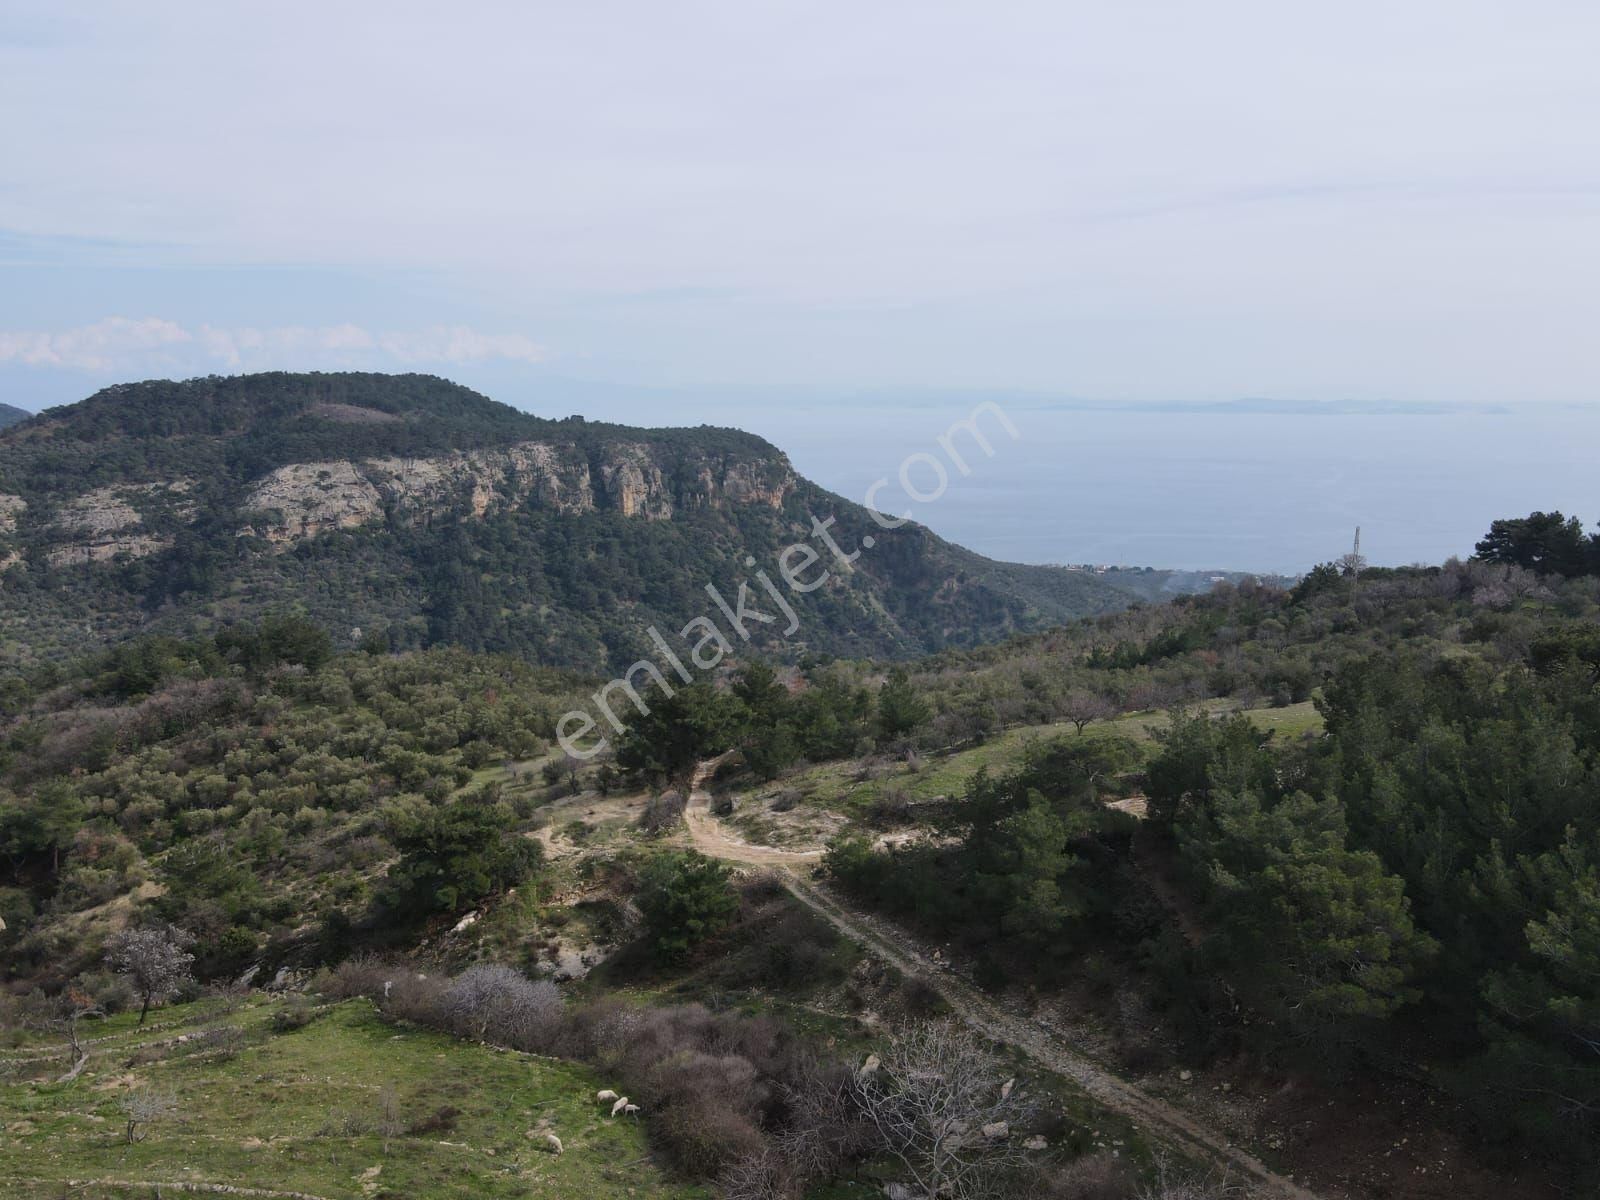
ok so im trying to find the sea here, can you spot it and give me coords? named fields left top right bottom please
left=705, top=401, right=1600, bottom=576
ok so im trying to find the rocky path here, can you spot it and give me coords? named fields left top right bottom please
left=683, top=758, right=824, bottom=868
left=682, top=763, right=1324, bottom=1200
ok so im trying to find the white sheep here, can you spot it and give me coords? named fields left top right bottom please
left=999, top=1076, right=1015, bottom=1101
left=622, top=1103, right=640, bottom=1119
left=610, top=1096, right=630, bottom=1118
left=542, top=1133, right=563, bottom=1155
left=596, top=1089, right=619, bottom=1103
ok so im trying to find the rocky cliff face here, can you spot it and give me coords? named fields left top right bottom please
left=597, top=443, right=672, bottom=520
left=365, top=442, right=595, bottom=520
left=241, top=462, right=385, bottom=546
left=45, top=483, right=196, bottom=567
left=237, top=440, right=793, bottom=548
left=0, top=435, right=795, bottom=569
left=0, top=493, right=23, bottom=573
left=0, top=493, right=24, bottom=537
left=692, top=460, right=791, bottom=510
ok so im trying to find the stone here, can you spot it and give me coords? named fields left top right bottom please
left=47, top=482, right=194, bottom=565
left=234, top=442, right=795, bottom=551
left=0, top=493, right=24, bottom=536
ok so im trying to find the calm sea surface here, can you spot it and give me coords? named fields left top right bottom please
left=727, top=404, right=1600, bottom=575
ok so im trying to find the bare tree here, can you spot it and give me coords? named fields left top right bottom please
left=718, top=1147, right=798, bottom=1200
left=854, top=1022, right=1027, bottom=1200
left=120, top=1085, right=178, bottom=1143
left=1135, top=1154, right=1243, bottom=1200
left=1060, top=690, right=1115, bottom=735
left=561, top=752, right=584, bottom=793
left=106, top=926, right=195, bottom=1025
left=375, top=1083, right=404, bottom=1154
left=40, top=987, right=103, bottom=1083
left=639, top=790, right=687, bottom=835
left=444, top=963, right=561, bottom=1049
left=778, top=1055, right=874, bottom=1181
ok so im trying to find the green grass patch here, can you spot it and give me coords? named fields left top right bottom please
left=740, top=702, right=1322, bottom=823
left=0, top=998, right=707, bottom=1200
left=1239, top=699, right=1324, bottom=739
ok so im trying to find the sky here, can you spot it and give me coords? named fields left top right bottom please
left=4, top=1, right=1599, bottom=413
left=2, top=3, right=1598, bottom=570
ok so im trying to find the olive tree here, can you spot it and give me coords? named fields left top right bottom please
left=1060, top=689, right=1114, bottom=735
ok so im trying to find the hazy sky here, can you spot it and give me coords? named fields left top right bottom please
left=3, top=1, right=1599, bottom=413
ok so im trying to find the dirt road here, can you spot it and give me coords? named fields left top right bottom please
left=683, top=759, right=824, bottom=867
left=682, top=765, right=1324, bottom=1200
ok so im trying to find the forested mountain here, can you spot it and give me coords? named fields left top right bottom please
left=0, top=404, right=29, bottom=431
left=0, top=372, right=1129, bottom=669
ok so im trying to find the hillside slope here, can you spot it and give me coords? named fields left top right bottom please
left=0, top=997, right=704, bottom=1200
left=0, top=403, right=29, bottom=432
left=0, top=372, right=1129, bottom=668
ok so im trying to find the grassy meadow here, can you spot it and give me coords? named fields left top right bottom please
left=0, top=996, right=706, bottom=1200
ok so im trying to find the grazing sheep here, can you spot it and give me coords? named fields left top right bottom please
left=596, top=1089, right=619, bottom=1103
left=859, top=1053, right=881, bottom=1077
left=999, top=1076, right=1015, bottom=1101
left=610, top=1096, right=630, bottom=1118
left=542, top=1133, right=563, bottom=1155
left=981, top=1121, right=1010, bottom=1140
left=622, top=1103, right=640, bottom=1119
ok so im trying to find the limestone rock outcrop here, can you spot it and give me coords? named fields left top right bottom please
left=241, top=462, right=386, bottom=546
left=46, top=482, right=195, bottom=566
left=0, top=493, right=24, bottom=536
left=237, top=441, right=793, bottom=549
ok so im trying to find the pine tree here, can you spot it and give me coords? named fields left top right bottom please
left=877, top=668, right=931, bottom=739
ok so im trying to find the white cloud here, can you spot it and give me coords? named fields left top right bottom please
left=0, top=318, right=546, bottom=373
left=0, top=316, right=192, bottom=370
